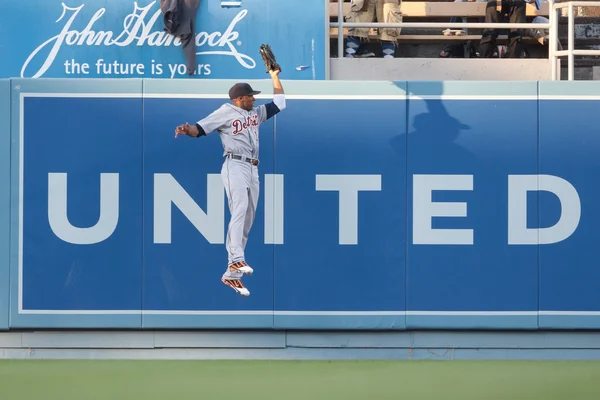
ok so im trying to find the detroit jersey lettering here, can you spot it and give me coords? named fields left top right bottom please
left=196, top=102, right=278, bottom=159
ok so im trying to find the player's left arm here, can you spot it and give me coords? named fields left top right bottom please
left=260, top=69, right=286, bottom=122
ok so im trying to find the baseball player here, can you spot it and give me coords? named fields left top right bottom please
left=174, top=69, right=285, bottom=297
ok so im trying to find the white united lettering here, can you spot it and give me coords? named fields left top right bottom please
left=45, top=172, right=582, bottom=246
left=21, top=1, right=256, bottom=78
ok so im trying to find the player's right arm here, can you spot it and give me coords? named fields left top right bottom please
left=175, top=108, right=226, bottom=138
left=175, top=122, right=203, bottom=138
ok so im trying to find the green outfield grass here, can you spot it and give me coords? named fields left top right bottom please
left=1, top=360, right=600, bottom=400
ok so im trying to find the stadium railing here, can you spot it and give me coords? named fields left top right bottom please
left=329, top=0, right=600, bottom=80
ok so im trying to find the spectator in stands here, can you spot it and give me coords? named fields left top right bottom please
left=344, top=0, right=403, bottom=58
left=523, top=13, right=563, bottom=56
left=526, top=16, right=549, bottom=45
left=477, top=0, right=527, bottom=58
left=439, top=0, right=487, bottom=58
left=525, top=13, right=561, bottom=48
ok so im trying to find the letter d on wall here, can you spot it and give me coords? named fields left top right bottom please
left=508, top=175, right=581, bottom=245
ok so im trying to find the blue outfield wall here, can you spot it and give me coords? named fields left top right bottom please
left=1, top=78, right=600, bottom=331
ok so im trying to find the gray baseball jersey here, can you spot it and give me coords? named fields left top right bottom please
left=196, top=102, right=279, bottom=159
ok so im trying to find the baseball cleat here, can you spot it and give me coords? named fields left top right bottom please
left=228, top=261, right=254, bottom=275
left=222, top=278, right=250, bottom=296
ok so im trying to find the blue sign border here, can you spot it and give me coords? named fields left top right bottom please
left=0, top=80, right=10, bottom=330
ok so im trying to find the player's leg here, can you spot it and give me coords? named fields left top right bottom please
left=377, top=0, right=401, bottom=58
left=345, top=0, right=376, bottom=58
left=222, top=161, right=249, bottom=267
left=220, top=159, right=251, bottom=296
left=241, top=167, right=260, bottom=253
left=226, top=188, right=257, bottom=277
left=240, top=167, right=260, bottom=274
left=227, top=161, right=255, bottom=276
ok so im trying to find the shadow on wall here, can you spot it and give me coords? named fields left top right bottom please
left=388, top=81, right=477, bottom=171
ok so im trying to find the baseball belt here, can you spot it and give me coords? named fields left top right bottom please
left=226, top=153, right=259, bottom=166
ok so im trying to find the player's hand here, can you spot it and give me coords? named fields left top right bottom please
left=269, top=69, right=280, bottom=78
left=175, top=123, right=191, bottom=138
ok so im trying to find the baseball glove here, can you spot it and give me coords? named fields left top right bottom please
left=259, top=44, right=281, bottom=74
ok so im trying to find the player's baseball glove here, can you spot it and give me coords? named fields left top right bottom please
left=259, top=44, right=281, bottom=74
